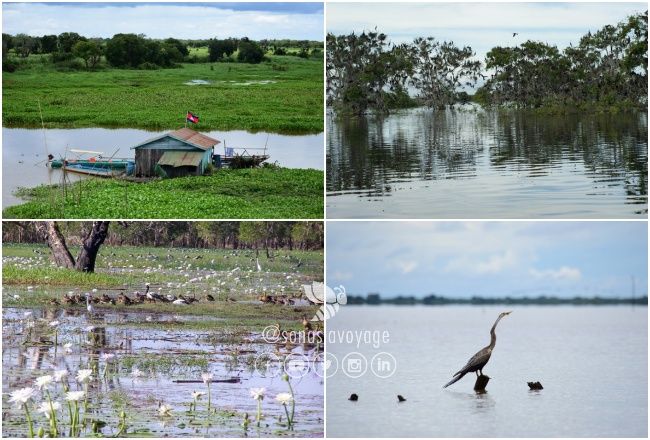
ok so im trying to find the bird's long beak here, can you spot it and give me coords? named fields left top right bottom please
left=504, top=311, right=512, bottom=315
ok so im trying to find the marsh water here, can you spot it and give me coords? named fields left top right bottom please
left=326, top=305, right=647, bottom=437
left=2, top=301, right=324, bottom=437
left=326, top=107, right=648, bottom=218
left=2, top=128, right=324, bottom=207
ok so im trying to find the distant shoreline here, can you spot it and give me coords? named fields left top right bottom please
left=345, top=295, right=648, bottom=306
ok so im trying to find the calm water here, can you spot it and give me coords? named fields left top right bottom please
left=326, top=107, right=648, bottom=218
left=3, top=128, right=324, bottom=207
left=2, top=304, right=324, bottom=437
left=326, top=306, right=647, bottom=437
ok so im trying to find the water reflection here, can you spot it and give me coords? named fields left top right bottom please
left=327, top=107, right=648, bottom=218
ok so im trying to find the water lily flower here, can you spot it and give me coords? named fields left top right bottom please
left=249, top=388, right=266, bottom=401
left=84, top=325, right=95, bottom=332
left=131, top=367, right=144, bottom=378
left=158, top=403, right=172, bottom=416
left=191, top=391, right=206, bottom=400
left=65, top=391, right=85, bottom=402
left=101, top=353, right=116, bottom=362
left=49, top=320, right=60, bottom=327
left=34, top=374, right=54, bottom=390
left=37, top=400, right=61, bottom=419
left=275, top=393, right=293, bottom=406
left=9, top=387, right=36, bottom=407
left=53, top=370, right=68, bottom=382
left=201, top=372, right=213, bottom=384
left=76, top=369, right=93, bottom=383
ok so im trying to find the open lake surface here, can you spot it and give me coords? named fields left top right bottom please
left=326, top=108, right=648, bottom=218
left=326, top=305, right=647, bottom=437
left=3, top=128, right=324, bottom=207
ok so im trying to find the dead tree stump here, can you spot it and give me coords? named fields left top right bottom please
left=527, top=381, right=543, bottom=390
left=474, top=375, right=490, bottom=392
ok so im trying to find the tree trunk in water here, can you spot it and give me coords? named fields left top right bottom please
left=75, top=221, right=110, bottom=272
left=35, top=222, right=75, bottom=268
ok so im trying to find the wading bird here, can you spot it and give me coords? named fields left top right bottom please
left=443, top=311, right=511, bottom=388
left=85, top=293, right=94, bottom=316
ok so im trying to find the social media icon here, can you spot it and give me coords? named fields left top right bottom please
left=284, top=353, right=309, bottom=378
left=342, top=352, right=367, bottom=378
left=255, top=352, right=282, bottom=378
left=371, top=352, right=397, bottom=378
left=313, top=352, right=337, bottom=378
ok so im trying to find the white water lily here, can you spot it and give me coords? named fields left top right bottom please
left=275, top=393, right=293, bottom=406
left=65, top=391, right=85, bottom=402
left=201, top=372, right=213, bottom=384
left=9, top=387, right=36, bottom=407
left=37, top=401, right=61, bottom=419
left=131, top=367, right=144, bottom=378
left=76, top=369, right=93, bottom=383
left=158, top=403, right=173, bottom=416
left=84, top=326, right=95, bottom=332
left=249, top=388, right=266, bottom=401
left=100, top=353, right=116, bottom=362
left=191, top=391, right=206, bottom=400
left=49, top=320, right=60, bottom=327
left=34, top=374, right=54, bottom=390
left=53, top=369, right=68, bottom=382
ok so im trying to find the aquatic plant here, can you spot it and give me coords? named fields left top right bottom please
left=275, top=392, right=294, bottom=429
left=249, top=387, right=266, bottom=427
left=65, top=390, right=85, bottom=435
left=201, top=372, right=214, bottom=412
left=9, top=387, right=36, bottom=437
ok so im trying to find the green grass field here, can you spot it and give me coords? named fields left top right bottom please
left=3, top=55, right=323, bottom=134
left=3, top=167, right=323, bottom=219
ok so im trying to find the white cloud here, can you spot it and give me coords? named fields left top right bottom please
left=529, top=266, right=582, bottom=282
left=2, top=3, right=323, bottom=40
left=476, top=250, right=517, bottom=274
left=331, top=270, right=353, bottom=281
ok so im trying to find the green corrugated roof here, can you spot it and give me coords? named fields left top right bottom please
left=157, top=151, right=204, bottom=167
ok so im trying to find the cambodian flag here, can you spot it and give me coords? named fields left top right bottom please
left=186, top=111, right=199, bottom=124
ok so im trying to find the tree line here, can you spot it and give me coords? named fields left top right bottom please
left=3, top=221, right=324, bottom=251
left=346, top=293, right=648, bottom=305
left=2, top=32, right=323, bottom=72
left=327, top=11, right=647, bottom=114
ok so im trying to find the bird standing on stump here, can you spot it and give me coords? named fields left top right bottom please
left=444, top=311, right=511, bottom=388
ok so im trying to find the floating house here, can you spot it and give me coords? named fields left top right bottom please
left=131, top=128, right=220, bottom=178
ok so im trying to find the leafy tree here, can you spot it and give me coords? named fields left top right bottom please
left=13, top=33, right=38, bottom=58
left=57, top=32, right=85, bottom=53
left=208, top=38, right=237, bottom=61
left=2, top=33, right=13, bottom=51
left=105, top=33, right=147, bottom=68
left=237, top=40, right=264, bottom=64
left=40, top=35, right=58, bottom=53
left=164, top=37, right=189, bottom=57
left=73, top=40, right=102, bottom=69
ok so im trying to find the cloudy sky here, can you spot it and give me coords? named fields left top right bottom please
left=2, top=2, right=324, bottom=40
left=327, top=2, right=647, bottom=60
left=327, top=222, right=648, bottom=299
